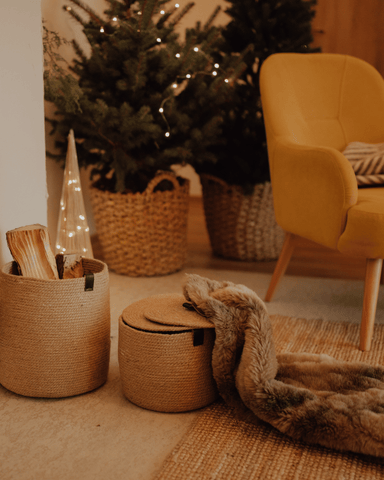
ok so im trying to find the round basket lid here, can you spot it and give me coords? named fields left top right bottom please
left=121, top=293, right=214, bottom=332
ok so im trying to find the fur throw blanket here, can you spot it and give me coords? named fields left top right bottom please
left=183, top=274, right=384, bottom=457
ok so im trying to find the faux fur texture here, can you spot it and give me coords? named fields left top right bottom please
left=183, top=274, right=384, bottom=457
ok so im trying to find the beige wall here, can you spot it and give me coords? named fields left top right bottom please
left=42, top=0, right=229, bottom=240
left=0, top=0, right=47, bottom=265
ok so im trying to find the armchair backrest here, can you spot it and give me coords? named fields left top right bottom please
left=260, top=53, right=384, bottom=164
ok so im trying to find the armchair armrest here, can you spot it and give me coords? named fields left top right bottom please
left=271, top=138, right=358, bottom=249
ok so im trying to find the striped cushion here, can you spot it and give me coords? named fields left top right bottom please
left=342, top=142, right=384, bottom=186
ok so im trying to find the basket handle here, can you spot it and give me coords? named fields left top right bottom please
left=145, top=171, right=180, bottom=195
left=199, top=173, right=229, bottom=188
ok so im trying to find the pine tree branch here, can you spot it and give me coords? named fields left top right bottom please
left=169, top=2, right=195, bottom=28
left=203, top=6, right=221, bottom=31
left=139, top=0, right=159, bottom=31
left=65, top=0, right=104, bottom=25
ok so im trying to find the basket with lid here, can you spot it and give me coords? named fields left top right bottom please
left=118, top=293, right=218, bottom=412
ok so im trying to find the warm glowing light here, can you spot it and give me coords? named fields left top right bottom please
left=225, top=79, right=229, bottom=83
left=157, top=38, right=161, bottom=43
left=85, top=227, right=90, bottom=232
left=77, top=226, right=81, bottom=230
left=112, top=16, right=117, bottom=21
left=175, top=53, right=181, bottom=58
left=172, top=83, right=177, bottom=88
left=66, top=6, right=72, bottom=11
left=214, top=63, right=219, bottom=68
left=100, top=27, right=104, bottom=33
left=175, top=3, right=180, bottom=7
left=165, top=132, right=170, bottom=137
left=186, top=74, right=191, bottom=78
left=212, top=71, right=217, bottom=76
left=194, top=47, right=199, bottom=52
left=56, top=244, right=61, bottom=250
left=68, top=232, right=74, bottom=238
left=159, top=107, right=164, bottom=113
left=160, top=10, right=165, bottom=14
left=79, top=215, right=85, bottom=220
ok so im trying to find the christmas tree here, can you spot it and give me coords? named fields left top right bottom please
left=46, top=0, right=246, bottom=194
left=194, top=0, right=320, bottom=194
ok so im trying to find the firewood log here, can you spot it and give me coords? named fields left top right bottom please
left=56, top=253, right=84, bottom=279
left=6, top=224, right=59, bottom=280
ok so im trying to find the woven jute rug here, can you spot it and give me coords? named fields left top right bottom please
left=154, top=315, right=384, bottom=480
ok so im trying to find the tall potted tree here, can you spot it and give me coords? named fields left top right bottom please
left=45, top=0, right=245, bottom=276
left=194, top=0, right=320, bottom=261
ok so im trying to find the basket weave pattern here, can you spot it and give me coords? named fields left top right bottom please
left=119, top=319, right=217, bottom=412
left=89, top=172, right=190, bottom=276
left=0, top=259, right=110, bottom=398
left=200, top=174, right=284, bottom=261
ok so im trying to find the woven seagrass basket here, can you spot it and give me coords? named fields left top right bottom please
left=200, top=174, right=284, bottom=261
left=89, top=171, right=190, bottom=276
left=0, top=258, right=110, bottom=398
left=118, top=293, right=218, bottom=412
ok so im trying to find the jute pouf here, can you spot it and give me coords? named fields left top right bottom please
left=118, top=294, right=218, bottom=412
left=0, top=259, right=110, bottom=398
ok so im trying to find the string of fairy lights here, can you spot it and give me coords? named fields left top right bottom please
left=65, top=2, right=231, bottom=138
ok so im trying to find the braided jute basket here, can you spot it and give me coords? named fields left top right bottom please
left=118, top=293, right=218, bottom=412
left=89, top=171, right=190, bottom=276
left=200, top=174, right=284, bottom=261
left=0, top=259, right=110, bottom=398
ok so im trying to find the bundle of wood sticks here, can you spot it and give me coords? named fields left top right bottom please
left=6, top=224, right=84, bottom=280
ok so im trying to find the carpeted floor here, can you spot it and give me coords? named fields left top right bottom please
left=155, top=315, right=384, bottom=480
left=1, top=266, right=384, bottom=479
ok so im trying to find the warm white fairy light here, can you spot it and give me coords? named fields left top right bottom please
left=79, top=215, right=85, bottom=220
left=100, top=26, right=104, bottom=33
left=68, top=232, right=74, bottom=238
left=160, top=10, right=165, bottom=14
left=77, top=226, right=81, bottom=230
left=65, top=6, right=72, bottom=11
left=112, top=16, right=118, bottom=21
left=175, top=3, right=180, bottom=7
left=157, top=45, right=233, bottom=139
left=157, top=38, right=162, bottom=43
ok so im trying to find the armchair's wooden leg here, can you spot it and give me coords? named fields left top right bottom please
left=265, top=232, right=297, bottom=302
left=360, top=258, right=383, bottom=351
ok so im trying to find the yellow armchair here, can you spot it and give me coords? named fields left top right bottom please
left=260, top=53, right=384, bottom=351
